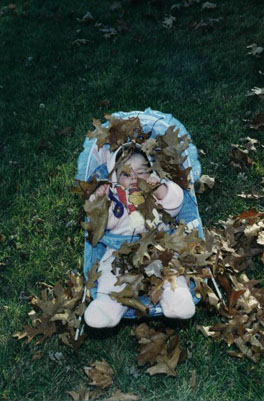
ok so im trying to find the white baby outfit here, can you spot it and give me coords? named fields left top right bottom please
left=84, top=152, right=195, bottom=328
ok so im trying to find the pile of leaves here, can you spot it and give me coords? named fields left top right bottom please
left=110, top=209, right=264, bottom=362
left=13, top=271, right=93, bottom=349
left=131, top=322, right=189, bottom=376
left=14, top=115, right=264, bottom=373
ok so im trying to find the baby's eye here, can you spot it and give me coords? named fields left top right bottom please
left=121, top=172, right=130, bottom=178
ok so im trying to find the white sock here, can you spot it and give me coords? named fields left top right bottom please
left=160, top=277, right=195, bottom=319
left=84, top=294, right=128, bottom=328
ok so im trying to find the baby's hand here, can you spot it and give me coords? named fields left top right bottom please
left=145, top=176, right=168, bottom=200
left=145, top=176, right=160, bottom=186
left=90, top=184, right=110, bottom=201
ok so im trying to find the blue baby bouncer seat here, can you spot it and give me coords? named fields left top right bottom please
left=76, top=108, right=204, bottom=318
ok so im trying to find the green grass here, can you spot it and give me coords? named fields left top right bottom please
left=1, top=0, right=264, bottom=400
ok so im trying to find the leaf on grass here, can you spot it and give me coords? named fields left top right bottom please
left=237, top=191, right=264, bottom=199
left=77, top=11, right=94, bottom=23
left=202, top=2, right=216, bottom=9
left=246, top=87, right=264, bottom=101
left=13, top=272, right=88, bottom=347
left=84, top=360, right=114, bottom=388
left=192, top=18, right=223, bottom=32
left=247, top=44, right=264, bottom=57
left=132, top=323, right=184, bottom=376
left=248, top=112, right=264, bottom=130
left=13, top=316, right=57, bottom=344
left=72, top=39, right=91, bottom=46
left=58, top=126, right=75, bottom=137
left=162, top=15, right=176, bottom=29
left=196, top=325, right=218, bottom=338
left=195, top=174, right=215, bottom=193
left=67, top=386, right=103, bottom=401
left=104, top=389, right=139, bottom=401
left=229, top=144, right=253, bottom=168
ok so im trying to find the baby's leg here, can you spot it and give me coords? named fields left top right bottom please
left=84, top=249, right=128, bottom=328
left=160, top=275, right=195, bottom=319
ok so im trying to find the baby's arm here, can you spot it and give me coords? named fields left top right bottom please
left=146, top=176, right=168, bottom=200
left=146, top=176, right=184, bottom=217
left=89, top=184, right=110, bottom=201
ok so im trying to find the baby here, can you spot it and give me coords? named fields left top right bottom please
left=84, top=147, right=195, bottom=328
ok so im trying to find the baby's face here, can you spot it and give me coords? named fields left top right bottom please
left=118, top=154, right=150, bottom=189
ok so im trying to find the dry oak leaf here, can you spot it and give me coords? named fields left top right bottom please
left=158, top=127, right=189, bottom=165
left=84, top=360, right=114, bottom=388
left=58, top=126, right=74, bottom=137
left=146, top=345, right=181, bottom=377
left=110, top=285, right=148, bottom=313
left=82, top=194, right=110, bottom=246
left=247, top=44, right=264, bottom=57
left=195, top=174, right=215, bottom=193
left=162, top=15, right=176, bottom=29
left=104, top=389, right=139, bottom=401
left=67, top=386, right=103, bottom=401
left=141, top=138, right=158, bottom=157
left=13, top=316, right=57, bottom=344
left=131, top=230, right=161, bottom=267
left=87, top=119, right=110, bottom=149
left=132, top=323, right=173, bottom=366
left=86, top=262, right=102, bottom=290
left=246, top=87, right=264, bottom=101
left=106, top=116, right=142, bottom=151
left=71, top=177, right=99, bottom=199
left=202, top=2, right=216, bottom=9
left=137, top=179, right=166, bottom=223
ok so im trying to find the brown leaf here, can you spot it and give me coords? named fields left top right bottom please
left=104, top=389, right=139, bottom=401
left=202, top=2, right=216, bottom=9
left=86, top=263, right=102, bottom=290
left=195, top=174, right=215, bottom=193
left=14, top=272, right=86, bottom=346
left=110, top=285, right=148, bottom=314
left=107, top=116, right=143, bottom=151
left=70, top=178, right=98, bottom=198
left=58, top=126, right=74, bottom=137
left=247, top=44, right=264, bottom=57
left=83, top=195, right=110, bottom=246
left=13, top=316, right=57, bottom=344
left=0, top=233, right=6, bottom=243
left=87, top=119, right=110, bottom=149
left=228, top=289, right=246, bottom=315
left=84, top=360, right=114, bottom=388
left=67, top=386, right=103, bottom=401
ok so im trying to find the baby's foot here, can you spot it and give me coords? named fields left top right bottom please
left=84, top=295, right=127, bottom=328
left=160, top=282, right=195, bottom=319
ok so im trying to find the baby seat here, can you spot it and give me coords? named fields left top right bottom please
left=76, top=108, right=204, bottom=318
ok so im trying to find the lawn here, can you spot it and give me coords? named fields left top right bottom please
left=1, top=0, right=264, bottom=400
